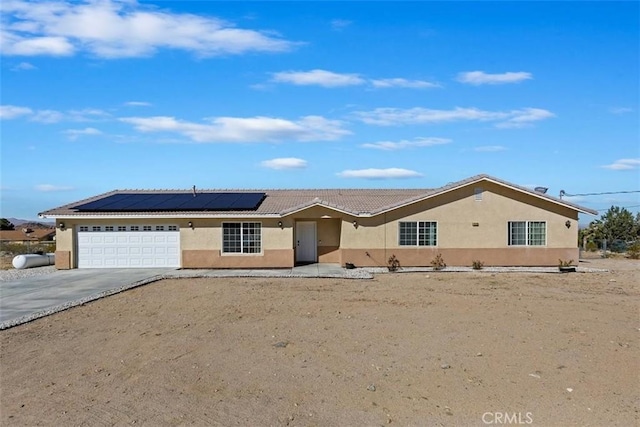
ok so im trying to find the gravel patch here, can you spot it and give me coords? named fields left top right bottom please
left=0, top=265, right=57, bottom=282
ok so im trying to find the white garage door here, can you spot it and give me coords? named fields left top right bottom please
left=77, top=225, right=180, bottom=268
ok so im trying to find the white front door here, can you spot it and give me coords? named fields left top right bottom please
left=296, top=221, right=317, bottom=263
left=77, top=225, right=181, bottom=268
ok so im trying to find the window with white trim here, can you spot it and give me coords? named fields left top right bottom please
left=79, top=226, right=89, bottom=232
left=92, top=226, right=101, bottom=232
left=118, top=226, right=127, bottom=231
left=399, top=221, right=437, bottom=246
left=222, top=222, right=261, bottom=254
left=168, top=225, right=178, bottom=231
left=508, top=221, right=546, bottom=246
left=130, top=226, right=139, bottom=231
left=105, top=226, right=114, bottom=232
left=155, top=225, right=165, bottom=231
left=143, top=225, right=152, bottom=231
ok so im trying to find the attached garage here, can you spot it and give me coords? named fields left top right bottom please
left=77, top=224, right=180, bottom=268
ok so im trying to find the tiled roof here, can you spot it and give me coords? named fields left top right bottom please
left=38, top=174, right=599, bottom=218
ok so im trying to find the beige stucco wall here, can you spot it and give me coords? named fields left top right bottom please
left=339, top=183, right=579, bottom=250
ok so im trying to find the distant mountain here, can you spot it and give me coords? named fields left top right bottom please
left=5, top=217, right=55, bottom=228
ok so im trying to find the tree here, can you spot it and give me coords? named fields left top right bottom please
left=600, top=206, right=636, bottom=242
left=0, top=218, right=15, bottom=230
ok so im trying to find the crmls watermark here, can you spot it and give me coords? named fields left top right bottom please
left=482, top=412, right=533, bottom=425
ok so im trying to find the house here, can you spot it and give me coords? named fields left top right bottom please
left=39, top=174, right=597, bottom=270
left=0, top=227, right=56, bottom=245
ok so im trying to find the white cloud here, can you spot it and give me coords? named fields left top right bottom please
left=457, top=71, right=533, bottom=85
left=337, top=168, right=423, bottom=179
left=1, top=105, right=110, bottom=123
left=1, top=30, right=75, bottom=56
left=272, top=69, right=365, bottom=87
left=362, top=137, right=451, bottom=150
left=11, top=61, right=36, bottom=70
left=609, top=107, right=634, bottom=114
left=369, top=78, right=440, bottom=89
left=271, top=69, right=438, bottom=89
left=0, top=104, right=33, bottom=119
left=494, top=108, right=556, bottom=129
left=353, top=106, right=554, bottom=128
left=474, top=145, right=507, bottom=152
left=1, top=0, right=297, bottom=58
left=601, top=158, right=640, bottom=170
left=121, top=115, right=350, bottom=143
left=31, top=109, right=65, bottom=123
left=63, top=127, right=102, bottom=140
left=35, top=184, right=74, bottom=192
left=124, top=101, right=152, bottom=107
left=261, top=157, right=308, bottom=170
left=330, top=19, right=352, bottom=30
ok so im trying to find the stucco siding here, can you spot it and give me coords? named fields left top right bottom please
left=183, top=249, right=293, bottom=268
left=340, top=184, right=579, bottom=251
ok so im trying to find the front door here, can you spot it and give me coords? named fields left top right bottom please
left=296, top=221, right=317, bottom=264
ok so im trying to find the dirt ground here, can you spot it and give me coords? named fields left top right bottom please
left=1, top=258, right=638, bottom=426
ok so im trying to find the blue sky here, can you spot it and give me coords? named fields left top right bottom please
left=1, top=0, right=638, bottom=223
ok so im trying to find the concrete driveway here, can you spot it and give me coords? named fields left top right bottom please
left=0, top=269, right=173, bottom=329
left=0, top=264, right=370, bottom=330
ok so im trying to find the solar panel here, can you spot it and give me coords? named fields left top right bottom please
left=74, top=192, right=266, bottom=212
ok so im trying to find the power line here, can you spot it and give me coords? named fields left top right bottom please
left=560, top=189, right=640, bottom=198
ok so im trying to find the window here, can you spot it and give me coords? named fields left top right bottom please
left=143, top=225, right=152, bottom=231
left=105, top=226, right=114, bottom=232
left=155, top=225, right=164, bottom=231
left=79, top=226, right=89, bottom=232
left=168, top=225, right=178, bottom=231
left=399, top=221, right=437, bottom=246
left=130, top=226, right=139, bottom=231
left=92, top=226, right=101, bottom=232
left=118, top=226, right=127, bottom=231
left=222, top=222, right=261, bottom=254
left=508, top=221, right=546, bottom=246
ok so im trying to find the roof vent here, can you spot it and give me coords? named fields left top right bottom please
left=534, top=187, right=548, bottom=194
left=192, top=185, right=197, bottom=197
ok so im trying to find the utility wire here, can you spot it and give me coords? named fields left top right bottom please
left=560, top=189, right=640, bottom=197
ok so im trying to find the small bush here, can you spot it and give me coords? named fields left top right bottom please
left=387, top=254, right=400, bottom=272
left=472, top=260, right=484, bottom=270
left=585, top=241, right=598, bottom=252
left=627, top=242, right=640, bottom=259
left=558, top=259, right=574, bottom=267
left=431, top=253, right=446, bottom=270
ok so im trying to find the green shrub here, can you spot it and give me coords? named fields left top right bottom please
left=585, top=241, right=598, bottom=252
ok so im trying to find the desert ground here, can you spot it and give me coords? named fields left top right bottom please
left=1, top=257, right=638, bottom=426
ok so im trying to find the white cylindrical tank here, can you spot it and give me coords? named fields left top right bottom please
left=12, top=253, right=56, bottom=270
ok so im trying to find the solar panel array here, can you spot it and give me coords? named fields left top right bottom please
left=74, top=192, right=266, bottom=212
